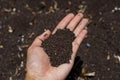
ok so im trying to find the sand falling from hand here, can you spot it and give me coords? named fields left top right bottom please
left=42, top=29, right=75, bottom=67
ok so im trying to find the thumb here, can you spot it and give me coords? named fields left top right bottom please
left=31, top=30, right=51, bottom=47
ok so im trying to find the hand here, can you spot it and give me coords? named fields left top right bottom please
left=25, top=13, right=88, bottom=80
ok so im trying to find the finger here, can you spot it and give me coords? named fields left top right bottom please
left=31, top=30, right=51, bottom=47
left=74, top=18, right=88, bottom=36
left=52, top=13, right=74, bottom=34
left=67, top=13, right=83, bottom=31
left=71, top=29, right=87, bottom=61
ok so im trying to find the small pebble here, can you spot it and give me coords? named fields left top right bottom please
left=114, top=7, right=118, bottom=10
left=18, top=67, right=21, bottom=70
left=0, top=45, right=4, bottom=48
left=112, top=10, right=115, bottom=13
left=118, top=8, right=120, bottom=10
left=29, top=22, right=33, bottom=25
left=77, top=77, right=85, bottom=80
left=114, top=54, right=120, bottom=63
left=84, top=72, right=95, bottom=77
left=21, top=53, right=24, bottom=57
left=68, top=1, right=72, bottom=5
left=107, top=68, right=110, bottom=71
left=4, top=8, right=11, bottom=12
left=8, top=26, right=13, bottom=33
left=107, top=55, right=110, bottom=60
left=18, top=46, right=22, bottom=51
left=99, top=12, right=102, bottom=15
left=17, top=53, right=21, bottom=58
left=21, top=35, right=25, bottom=42
left=12, top=8, right=16, bottom=12
left=20, top=61, right=24, bottom=67
left=86, top=43, right=91, bottom=48
left=9, top=77, right=12, bottom=80
left=112, top=6, right=120, bottom=13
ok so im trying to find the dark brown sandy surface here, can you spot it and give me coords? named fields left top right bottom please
left=0, top=0, right=120, bottom=80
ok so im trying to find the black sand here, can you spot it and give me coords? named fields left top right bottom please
left=42, top=29, right=75, bottom=66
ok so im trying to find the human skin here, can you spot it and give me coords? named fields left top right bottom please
left=25, top=13, right=88, bottom=80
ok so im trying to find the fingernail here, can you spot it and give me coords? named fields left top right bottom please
left=69, top=59, right=74, bottom=64
left=69, top=13, right=74, bottom=16
left=43, top=33, right=48, bottom=37
left=43, top=30, right=49, bottom=37
left=43, top=30, right=51, bottom=37
left=77, top=13, right=83, bottom=16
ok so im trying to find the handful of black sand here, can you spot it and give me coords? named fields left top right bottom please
left=42, top=29, right=75, bottom=67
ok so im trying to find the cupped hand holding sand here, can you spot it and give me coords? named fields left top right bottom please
left=26, top=13, right=88, bottom=80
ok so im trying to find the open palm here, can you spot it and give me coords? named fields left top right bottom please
left=26, top=13, right=88, bottom=80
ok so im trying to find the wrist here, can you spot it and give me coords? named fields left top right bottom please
left=25, top=73, right=42, bottom=80
left=25, top=73, right=35, bottom=80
